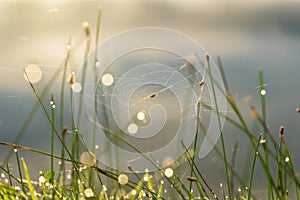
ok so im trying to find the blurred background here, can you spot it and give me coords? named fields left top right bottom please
left=0, top=0, right=300, bottom=198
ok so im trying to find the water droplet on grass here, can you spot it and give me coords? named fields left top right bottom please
left=143, top=174, right=149, bottom=182
left=260, top=89, right=267, bottom=96
left=39, top=176, right=46, bottom=183
left=84, top=188, right=94, bottom=198
left=285, top=157, right=290, bottom=163
left=131, top=189, right=137, bottom=195
left=164, top=168, right=173, bottom=178
left=118, top=174, right=128, bottom=185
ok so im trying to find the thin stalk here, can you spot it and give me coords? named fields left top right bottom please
left=14, top=148, right=25, bottom=194
left=281, top=135, right=299, bottom=199
left=247, top=134, right=262, bottom=200
left=60, top=37, right=71, bottom=131
left=50, top=94, right=55, bottom=184
left=91, top=6, right=103, bottom=187
left=190, top=55, right=206, bottom=193
left=6, top=164, right=12, bottom=186
left=259, top=69, right=272, bottom=200
left=230, top=142, right=238, bottom=197
left=76, top=22, right=91, bottom=127
left=189, top=99, right=201, bottom=194
left=206, top=54, right=231, bottom=199
left=59, top=38, right=72, bottom=185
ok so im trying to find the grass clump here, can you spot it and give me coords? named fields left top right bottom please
left=0, top=7, right=299, bottom=200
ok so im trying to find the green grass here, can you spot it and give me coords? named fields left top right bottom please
left=0, top=7, right=300, bottom=200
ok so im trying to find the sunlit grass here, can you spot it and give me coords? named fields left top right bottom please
left=0, top=6, right=299, bottom=200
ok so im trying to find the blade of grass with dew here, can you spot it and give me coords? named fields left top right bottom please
left=247, top=134, right=262, bottom=200
left=90, top=5, right=103, bottom=188
left=50, top=94, right=55, bottom=184
left=58, top=38, right=72, bottom=186
left=14, top=148, right=26, bottom=194
left=189, top=54, right=207, bottom=194
left=21, top=158, right=38, bottom=200
left=281, top=128, right=300, bottom=199
left=76, top=21, right=91, bottom=127
left=206, top=54, right=231, bottom=199
left=6, top=164, right=12, bottom=186
left=278, top=126, right=286, bottom=199
left=259, top=68, right=273, bottom=200
left=230, top=141, right=238, bottom=197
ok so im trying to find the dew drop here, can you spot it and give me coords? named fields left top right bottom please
left=24, top=64, right=42, bottom=83
left=128, top=123, right=138, bottom=134
left=131, top=189, right=137, bottom=195
left=260, top=89, right=267, bottom=96
left=39, top=176, right=46, bottom=183
left=4, top=179, right=8, bottom=183
left=164, top=168, right=174, bottom=178
left=142, top=190, right=146, bottom=197
left=238, top=187, right=242, bottom=192
left=72, top=82, right=82, bottom=93
left=95, top=145, right=99, bottom=149
left=143, top=174, right=149, bottom=182
left=101, top=73, right=114, bottom=86
left=285, top=157, right=290, bottom=163
left=137, top=111, right=146, bottom=121
left=118, top=174, right=128, bottom=185
left=67, top=174, right=71, bottom=180
left=14, top=149, right=18, bottom=153
left=15, top=186, right=21, bottom=191
left=80, top=151, right=96, bottom=166
left=1, top=173, right=5, bottom=178
left=84, top=188, right=94, bottom=198
left=66, top=44, right=71, bottom=50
